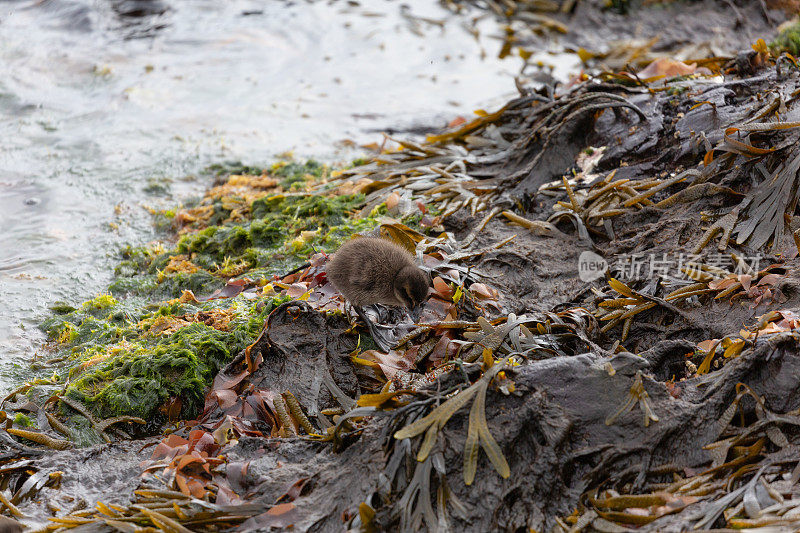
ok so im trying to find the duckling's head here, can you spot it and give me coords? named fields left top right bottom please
left=393, top=265, right=430, bottom=310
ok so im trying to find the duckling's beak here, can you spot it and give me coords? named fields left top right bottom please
left=410, top=304, right=423, bottom=322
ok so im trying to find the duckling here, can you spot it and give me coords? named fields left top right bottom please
left=327, top=237, right=429, bottom=311
left=327, top=237, right=429, bottom=350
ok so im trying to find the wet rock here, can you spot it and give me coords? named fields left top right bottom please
left=208, top=301, right=359, bottom=421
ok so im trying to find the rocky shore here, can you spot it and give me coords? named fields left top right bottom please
left=5, top=1, right=800, bottom=531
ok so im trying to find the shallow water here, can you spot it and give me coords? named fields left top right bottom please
left=0, top=0, right=576, bottom=390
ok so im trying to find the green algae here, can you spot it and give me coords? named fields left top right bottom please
left=45, top=292, right=289, bottom=420
left=112, top=191, right=373, bottom=300
left=771, top=21, right=800, bottom=57
left=275, top=160, right=326, bottom=189
left=13, top=413, right=33, bottom=428
left=68, top=323, right=231, bottom=419
left=110, top=160, right=363, bottom=297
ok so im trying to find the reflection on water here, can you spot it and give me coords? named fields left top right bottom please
left=0, top=0, right=573, bottom=389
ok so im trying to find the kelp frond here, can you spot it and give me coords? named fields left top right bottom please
left=394, top=357, right=511, bottom=484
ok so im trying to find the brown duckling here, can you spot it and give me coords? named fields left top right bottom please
left=327, top=237, right=429, bottom=311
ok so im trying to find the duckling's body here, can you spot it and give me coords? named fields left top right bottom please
left=327, top=237, right=429, bottom=309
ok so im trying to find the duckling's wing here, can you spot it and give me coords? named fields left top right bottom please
left=346, top=268, right=377, bottom=291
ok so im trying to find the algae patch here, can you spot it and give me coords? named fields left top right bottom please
left=109, top=161, right=374, bottom=300
left=771, top=19, right=800, bottom=56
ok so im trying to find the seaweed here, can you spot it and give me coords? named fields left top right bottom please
left=394, top=357, right=511, bottom=485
